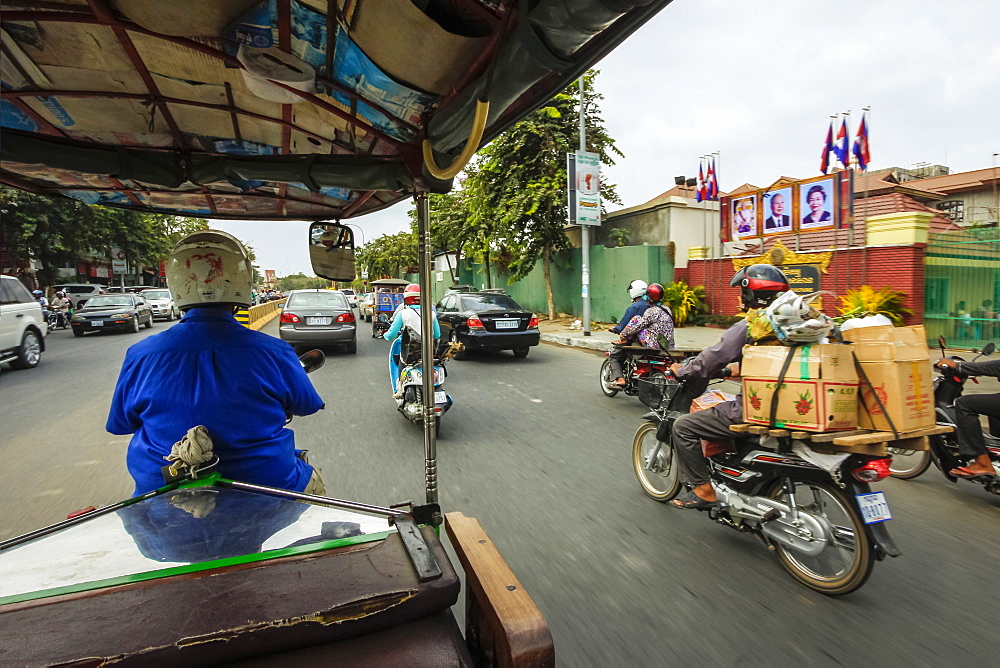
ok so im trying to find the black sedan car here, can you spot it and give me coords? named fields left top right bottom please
left=71, top=294, right=154, bottom=336
left=435, top=291, right=539, bottom=358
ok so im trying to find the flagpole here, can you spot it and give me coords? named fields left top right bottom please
left=713, top=150, right=720, bottom=258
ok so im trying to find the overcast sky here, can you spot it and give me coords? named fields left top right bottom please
left=213, top=0, right=1000, bottom=276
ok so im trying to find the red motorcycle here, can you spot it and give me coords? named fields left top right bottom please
left=600, top=344, right=675, bottom=403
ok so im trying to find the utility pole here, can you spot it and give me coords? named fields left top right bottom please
left=579, top=76, right=591, bottom=336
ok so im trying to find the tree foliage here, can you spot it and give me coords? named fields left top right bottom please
left=275, top=273, right=330, bottom=292
left=355, top=230, right=418, bottom=279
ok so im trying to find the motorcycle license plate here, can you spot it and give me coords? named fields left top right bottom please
left=306, top=316, right=331, bottom=325
left=434, top=391, right=447, bottom=404
left=90, top=321, right=103, bottom=326
left=856, top=492, right=891, bottom=524
left=494, top=319, right=519, bottom=329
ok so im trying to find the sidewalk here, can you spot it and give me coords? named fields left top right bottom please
left=537, top=318, right=722, bottom=353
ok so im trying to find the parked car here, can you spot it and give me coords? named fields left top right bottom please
left=139, top=289, right=181, bottom=321
left=338, top=288, right=359, bottom=308
left=435, top=291, right=539, bottom=358
left=0, top=275, right=47, bottom=369
left=279, top=289, right=357, bottom=354
left=71, top=294, right=154, bottom=336
left=360, top=292, right=375, bottom=321
left=53, top=283, right=106, bottom=309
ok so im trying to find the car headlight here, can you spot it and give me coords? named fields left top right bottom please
left=110, top=311, right=131, bottom=318
left=71, top=315, right=84, bottom=321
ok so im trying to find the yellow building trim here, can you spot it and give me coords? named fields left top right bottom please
left=730, top=239, right=832, bottom=273
left=688, top=245, right=709, bottom=260
left=865, top=211, right=932, bottom=246
left=925, top=256, right=1000, bottom=268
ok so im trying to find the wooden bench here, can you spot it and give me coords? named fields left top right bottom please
left=728, top=423, right=952, bottom=456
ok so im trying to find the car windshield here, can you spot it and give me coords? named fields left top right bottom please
left=85, top=296, right=133, bottom=308
left=460, top=294, right=523, bottom=311
left=142, top=290, right=170, bottom=299
left=340, top=289, right=355, bottom=295
left=288, top=292, right=348, bottom=308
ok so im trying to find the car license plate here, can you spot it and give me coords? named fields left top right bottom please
left=434, top=391, right=447, bottom=404
left=90, top=321, right=103, bottom=327
left=856, top=492, right=891, bottom=524
left=495, top=319, right=519, bottom=329
left=306, top=316, right=331, bottom=325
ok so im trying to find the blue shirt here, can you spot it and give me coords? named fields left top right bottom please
left=383, top=304, right=441, bottom=341
left=107, top=308, right=325, bottom=495
left=611, top=299, right=649, bottom=333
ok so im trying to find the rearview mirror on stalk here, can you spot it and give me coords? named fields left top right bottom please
left=308, top=222, right=356, bottom=282
left=982, top=342, right=996, bottom=356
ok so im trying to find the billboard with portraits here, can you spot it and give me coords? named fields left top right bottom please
left=762, top=187, right=793, bottom=235
left=730, top=194, right=759, bottom=240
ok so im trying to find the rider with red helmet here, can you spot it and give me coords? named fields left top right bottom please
left=611, top=283, right=676, bottom=389
left=668, top=264, right=790, bottom=510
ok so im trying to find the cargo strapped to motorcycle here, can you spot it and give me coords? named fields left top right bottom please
left=851, top=350, right=901, bottom=441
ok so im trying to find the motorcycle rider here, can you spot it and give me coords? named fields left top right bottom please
left=668, top=264, right=790, bottom=509
left=608, top=279, right=650, bottom=389
left=33, top=289, right=48, bottom=308
left=50, top=290, right=71, bottom=328
left=107, top=230, right=326, bottom=496
left=384, top=284, right=440, bottom=395
left=934, top=356, right=1000, bottom=478
left=612, top=282, right=675, bottom=353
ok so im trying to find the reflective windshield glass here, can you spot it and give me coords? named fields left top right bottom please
left=84, top=296, right=133, bottom=307
left=142, top=290, right=170, bottom=299
left=288, top=292, right=348, bottom=308
left=0, top=487, right=390, bottom=601
left=460, top=294, right=522, bottom=311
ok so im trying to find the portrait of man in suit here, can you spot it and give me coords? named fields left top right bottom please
left=764, top=191, right=792, bottom=232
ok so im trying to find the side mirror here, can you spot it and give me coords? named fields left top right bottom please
left=983, top=342, right=996, bottom=356
left=299, top=349, right=325, bottom=374
left=308, top=222, right=356, bottom=282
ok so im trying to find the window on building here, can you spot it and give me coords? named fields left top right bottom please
left=937, top=200, right=964, bottom=224
left=925, top=276, right=950, bottom=315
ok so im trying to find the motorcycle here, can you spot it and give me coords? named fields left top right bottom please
left=631, top=368, right=900, bottom=596
left=389, top=335, right=454, bottom=436
left=46, top=307, right=70, bottom=330
left=887, top=337, right=1000, bottom=494
left=600, top=343, right=677, bottom=399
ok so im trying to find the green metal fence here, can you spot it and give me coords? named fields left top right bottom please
left=924, top=228, right=1000, bottom=349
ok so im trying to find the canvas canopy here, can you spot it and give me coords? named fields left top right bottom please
left=1, top=0, right=671, bottom=221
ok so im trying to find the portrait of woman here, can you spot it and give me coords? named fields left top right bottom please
left=800, top=182, right=833, bottom=229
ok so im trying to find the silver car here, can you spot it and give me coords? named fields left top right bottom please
left=139, top=289, right=181, bottom=321
left=279, top=289, right=357, bottom=354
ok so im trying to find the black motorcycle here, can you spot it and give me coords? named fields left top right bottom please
left=631, top=372, right=900, bottom=595
left=887, top=337, right=1000, bottom=495
left=46, top=307, right=70, bottom=330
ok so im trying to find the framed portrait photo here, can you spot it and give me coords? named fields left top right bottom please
left=731, top=195, right=759, bottom=239
left=761, top=187, right=793, bottom=235
left=798, top=176, right=837, bottom=231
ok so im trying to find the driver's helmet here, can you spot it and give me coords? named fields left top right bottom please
left=627, top=279, right=648, bottom=300
left=645, top=283, right=665, bottom=303
left=730, top=264, right=789, bottom=309
left=55, top=290, right=66, bottom=297
left=32, top=290, right=43, bottom=297
left=165, top=229, right=252, bottom=311
left=403, top=284, right=421, bottom=305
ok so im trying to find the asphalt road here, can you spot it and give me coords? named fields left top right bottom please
left=1, top=316, right=998, bottom=666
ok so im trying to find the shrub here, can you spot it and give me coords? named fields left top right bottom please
left=837, top=285, right=912, bottom=325
left=608, top=227, right=630, bottom=247
left=662, top=280, right=708, bottom=326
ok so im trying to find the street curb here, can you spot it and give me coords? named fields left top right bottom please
left=540, top=332, right=612, bottom=352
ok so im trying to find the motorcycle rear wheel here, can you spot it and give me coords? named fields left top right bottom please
left=887, top=447, right=932, bottom=479
left=766, top=479, right=874, bottom=596
left=600, top=358, right=619, bottom=397
left=631, top=422, right=681, bottom=501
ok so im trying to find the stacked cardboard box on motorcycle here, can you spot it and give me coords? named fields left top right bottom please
left=841, top=325, right=935, bottom=431
left=741, top=344, right=859, bottom=432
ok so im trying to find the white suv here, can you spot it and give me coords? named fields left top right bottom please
left=139, top=288, right=181, bottom=321
left=0, top=276, right=47, bottom=369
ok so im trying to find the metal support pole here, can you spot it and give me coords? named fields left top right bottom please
left=580, top=76, right=591, bottom=336
left=416, top=192, right=438, bottom=505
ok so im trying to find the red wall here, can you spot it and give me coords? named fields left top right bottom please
left=682, top=244, right=925, bottom=325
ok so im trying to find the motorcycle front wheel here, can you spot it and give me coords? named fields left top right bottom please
left=631, top=422, right=681, bottom=501
left=600, top=358, right=619, bottom=397
left=887, top=447, right=932, bottom=479
left=766, top=479, right=874, bottom=596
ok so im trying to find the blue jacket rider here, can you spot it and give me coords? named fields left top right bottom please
left=607, top=279, right=650, bottom=388
left=107, top=230, right=325, bottom=496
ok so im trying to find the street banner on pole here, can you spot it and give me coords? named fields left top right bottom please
left=111, top=247, right=127, bottom=274
left=567, top=150, right=601, bottom=226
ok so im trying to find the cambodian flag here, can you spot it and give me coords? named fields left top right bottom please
left=696, top=161, right=705, bottom=202
left=707, top=158, right=718, bottom=200
left=820, top=122, right=833, bottom=174
left=853, top=115, right=871, bottom=171
left=835, top=119, right=850, bottom=168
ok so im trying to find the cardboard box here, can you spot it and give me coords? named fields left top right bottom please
left=742, top=344, right=859, bottom=432
left=842, top=325, right=934, bottom=431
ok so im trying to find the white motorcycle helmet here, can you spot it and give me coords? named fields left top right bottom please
left=765, top=290, right=834, bottom=343
left=628, top=279, right=648, bottom=300
left=166, top=229, right=253, bottom=310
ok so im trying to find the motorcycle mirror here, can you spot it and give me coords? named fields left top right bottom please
left=983, top=342, right=996, bottom=356
left=299, top=349, right=325, bottom=374
left=937, top=335, right=947, bottom=357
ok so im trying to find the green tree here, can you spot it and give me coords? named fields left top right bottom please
left=406, top=189, right=473, bottom=284
left=356, top=230, right=418, bottom=279
left=465, top=70, right=623, bottom=317
left=275, top=273, right=330, bottom=292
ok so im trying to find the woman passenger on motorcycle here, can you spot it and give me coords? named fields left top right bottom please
left=106, top=230, right=326, bottom=496
left=607, top=279, right=651, bottom=389
left=611, top=283, right=675, bottom=356
left=934, top=356, right=1000, bottom=478
left=667, top=264, right=789, bottom=509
